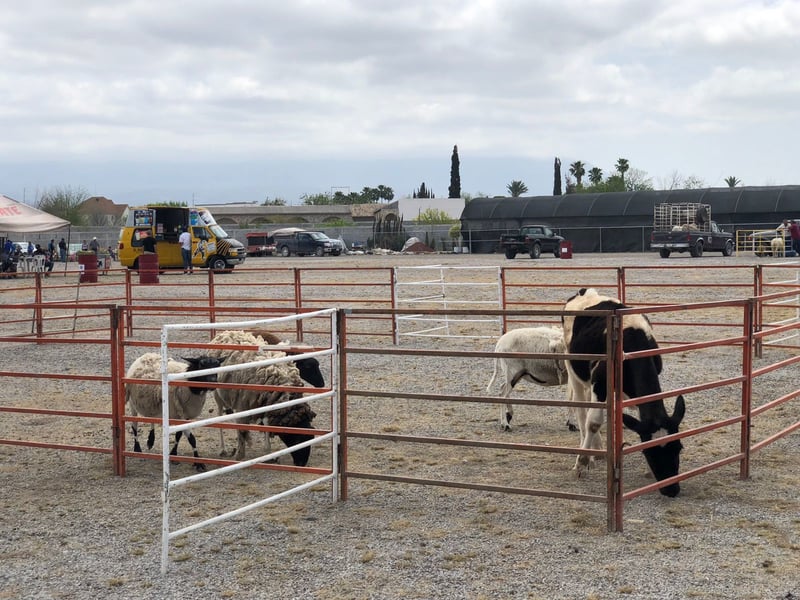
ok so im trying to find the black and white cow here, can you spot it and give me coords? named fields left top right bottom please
left=563, top=288, right=686, bottom=497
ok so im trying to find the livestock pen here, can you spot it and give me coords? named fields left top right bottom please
left=1, top=253, right=799, bottom=597
left=0, top=262, right=798, bottom=527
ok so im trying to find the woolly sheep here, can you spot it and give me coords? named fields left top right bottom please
left=771, top=237, right=785, bottom=257
left=246, top=330, right=325, bottom=388
left=207, top=330, right=317, bottom=466
left=125, top=353, right=223, bottom=471
left=486, top=326, right=574, bottom=431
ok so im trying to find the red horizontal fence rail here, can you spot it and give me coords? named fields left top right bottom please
left=337, top=307, right=611, bottom=521
left=0, top=303, right=122, bottom=462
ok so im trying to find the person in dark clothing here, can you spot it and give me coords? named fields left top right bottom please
left=58, top=238, right=67, bottom=262
left=141, top=231, right=156, bottom=254
left=789, top=220, right=800, bottom=256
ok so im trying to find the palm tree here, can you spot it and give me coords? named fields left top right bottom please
left=569, top=161, right=586, bottom=187
left=588, top=167, right=603, bottom=185
left=724, top=176, right=741, bottom=189
left=615, top=158, right=630, bottom=184
left=506, top=180, right=529, bottom=197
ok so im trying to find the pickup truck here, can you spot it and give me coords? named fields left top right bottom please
left=650, top=203, right=734, bottom=258
left=273, top=230, right=342, bottom=257
left=499, top=225, right=564, bottom=259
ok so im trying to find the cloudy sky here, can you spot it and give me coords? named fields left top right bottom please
left=1, top=1, right=798, bottom=206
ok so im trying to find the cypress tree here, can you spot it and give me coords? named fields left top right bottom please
left=448, top=145, right=461, bottom=198
left=553, top=157, right=562, bottom=196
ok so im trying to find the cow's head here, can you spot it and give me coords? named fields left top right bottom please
left=622, top=395, right=686, bottom=497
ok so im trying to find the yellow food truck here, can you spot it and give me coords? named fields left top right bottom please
left=118, top=206, right=246, bottom=271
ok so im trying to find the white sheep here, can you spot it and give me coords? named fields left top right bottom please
left=486, top=326, right=574, bottom=431
left=207, top=330, right=317, bottom=466
left=771, top=237, right=785, bottom=257
left=125, top=353, right=223, bottom=471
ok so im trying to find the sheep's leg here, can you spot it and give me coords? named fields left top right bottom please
left=185, top=431, right=206, bottom=472
left=170, top=431, right=182, bottom=456
left=215, top=397, right=234, bottom=457
left=234, top=430, right=248, bottom=461
left=131, top=423, right=142, bottom=453
left=498, top=376, right=516, bottom=431
left=146, top=426, right=156, bottom=450
left=169, top=430, right=206, bottom=472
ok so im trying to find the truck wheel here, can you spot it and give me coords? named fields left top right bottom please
left=690, top=240, right=704, bottom=257
left=315, top=246, right=324, bottom=257
left=209, top=256, right=228, bottom=271
left=553, top=246, right=561, bottom=258
left=504, top=248, right=517, bottom=259
left=659, top=249, right=671, bottom=259
left=722, top=239, right=734, bottom=257
left=280, top=246, right=290, bottom=257
left=530, top=244, right=541, bottom=259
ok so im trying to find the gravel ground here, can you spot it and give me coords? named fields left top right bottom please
left=1, top=252, right=799, bottom=600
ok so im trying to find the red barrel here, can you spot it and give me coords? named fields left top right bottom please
left=138, top=253, right=159, bottom=284
left=560, top=240, right=573, bottom=259
left=77, top=252, right=98, bottom=283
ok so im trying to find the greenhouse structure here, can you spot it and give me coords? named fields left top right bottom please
left=459, top=186, right=800, bottom=253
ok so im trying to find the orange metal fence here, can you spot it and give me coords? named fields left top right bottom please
left=1, top=266, right=799, bottom=531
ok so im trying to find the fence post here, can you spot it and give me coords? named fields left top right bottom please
left=739, top=300, right=754, bottom=480
left=294, top=268, right=303, bottom=341
left=754, top=265, right=763, bottom=358
left=607, top=312, right=624, bottom=532
left=337, top=309, right=349, bottom=501
left=110, top=306, right=125, bottom=476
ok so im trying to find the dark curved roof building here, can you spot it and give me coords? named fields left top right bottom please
left=459, top=186, right=800, bottom=253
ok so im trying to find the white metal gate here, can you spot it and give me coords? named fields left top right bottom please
left=158, top=308, right=338, bottom=573
left=392, top=265, right=502, bottom=343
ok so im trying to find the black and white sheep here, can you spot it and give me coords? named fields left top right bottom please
left=125, top=353, right=223, bottom=471
left=485, top=326, right=575, bottom=431
left=246, top=330, right=326, bottom=388
left=207, top=330, right=317, bottom=466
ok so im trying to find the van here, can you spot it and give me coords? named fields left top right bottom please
left=118, top=206, right=246, bottom=271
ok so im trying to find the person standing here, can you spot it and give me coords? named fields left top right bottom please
left=789, top=220, right=800, bottom=256
left=58, top=238, right=67, bottom=263
left=140, top=231, right=156, bottom=254
left=89, top=237, right=100, bottom=254
left=178, top=228, right=193, bottom=273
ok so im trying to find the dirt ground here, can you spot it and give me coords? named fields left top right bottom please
left=1, top=251, right=799, bottom=599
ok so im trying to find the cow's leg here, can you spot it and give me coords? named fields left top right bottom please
left=565, top=380, right=578, bottom=431
left=568, top=379, right=596, bottom=476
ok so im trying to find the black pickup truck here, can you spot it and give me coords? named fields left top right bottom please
left=649, top=203, right=734, bottom=258
left=499, top=225, right=564, bottom=259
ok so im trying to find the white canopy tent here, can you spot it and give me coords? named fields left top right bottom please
left=1, top=194, right=71, bottom=275
left=0, top=194, right=70, bottom=234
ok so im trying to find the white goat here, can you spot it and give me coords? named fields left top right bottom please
left=207, top=330, right=317, bottom=466
left=125, top=353, right=223, bottom=471
left=486, top=326, right=574, bottom=431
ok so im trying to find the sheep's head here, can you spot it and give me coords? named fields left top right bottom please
left=181, top=355, right=223, bottom=395
left=295, top=357, right=325, bottom=388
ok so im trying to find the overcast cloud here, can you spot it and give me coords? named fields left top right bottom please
left=1, top=0, right=798, bottom=204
